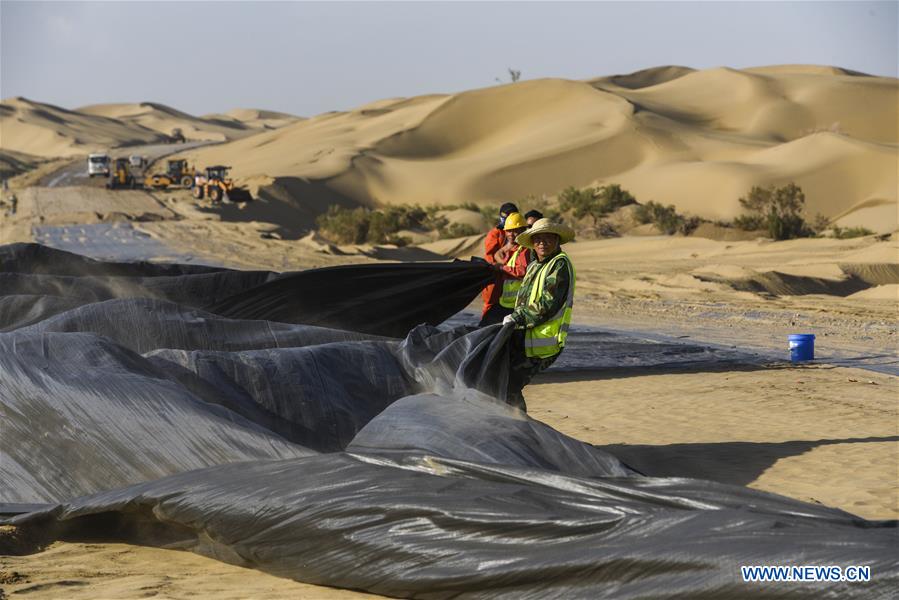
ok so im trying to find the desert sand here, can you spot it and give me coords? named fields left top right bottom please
left=78, top=102, right=301, bottom=142
left=0, top=97, right=301, bottom=158
left=1, top=64, right=897, bottom=599
left=167, top=65, right=898, bottom=232
left=5, top=66, right=895, bottom=231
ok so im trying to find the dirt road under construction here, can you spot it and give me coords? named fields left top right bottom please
left=40, top=141, right=212, bottom=188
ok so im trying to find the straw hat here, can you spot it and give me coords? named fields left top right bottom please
left=516, top=218, right=575, bottom=248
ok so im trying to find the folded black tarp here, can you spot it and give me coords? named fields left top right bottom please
left=0, top=242, right=494, bottom=337
left=1, top=244, right=896, bottom=598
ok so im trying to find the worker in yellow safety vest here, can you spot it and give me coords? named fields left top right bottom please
left=500, top=218, right=576, bottom=410
left=480, top=212, right=532, bottom=326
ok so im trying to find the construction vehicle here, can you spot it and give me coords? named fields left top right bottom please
left=106, top=158, right=137, bottom=189
left=192, top=165, right=250, bottom=202
left=169, top=128, right=186, bottom=143
left=144, top=159, right=196, bottom=189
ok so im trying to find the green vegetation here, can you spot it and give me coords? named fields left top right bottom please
left=440, top=222, right=481, bottom=238
left=634, top=201, right=701, bottom=235
left=832, top=226, right=874, bottom=239
left=317, top=205, right=431, bottom=245
left=735, top=183, right=810, bottom=240
left=732, top=214, right=765, bottom=231
left=558, top=184, right=637, bottom=225
left=316, top=203, right=485, bottom=245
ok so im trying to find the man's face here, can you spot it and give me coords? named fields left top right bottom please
left=531, top=232, right=560, bottom=260
left=526, top=216, right=538, bottom=226
left=506, top=227, right=526, bottom=244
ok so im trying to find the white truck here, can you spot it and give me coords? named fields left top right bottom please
left=87, top=153, right=110, bottom=177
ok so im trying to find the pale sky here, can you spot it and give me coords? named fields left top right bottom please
left=2, top=1, right=896, bottom=118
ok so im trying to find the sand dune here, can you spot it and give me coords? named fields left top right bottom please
left=0, top=97, right=165, bottom=157
left=0, top=148, right=42, bottom=179
left=0, top=99, right=302, bottom=162
left=77, top=102, right=293, bottom=142
left=217, top=107, right=303, bottom=130
left=171, top=65, right=896, bottom=233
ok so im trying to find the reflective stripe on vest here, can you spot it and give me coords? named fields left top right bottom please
left=524, top=252, right=575, bottom=358
left=499, top=246, right=526, bottom=308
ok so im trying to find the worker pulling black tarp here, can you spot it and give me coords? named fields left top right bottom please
left=1, top=243, right=896, bottom=599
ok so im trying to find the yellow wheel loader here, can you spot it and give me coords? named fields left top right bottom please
left=106, top=158, right=137, bottom=190
left=192, top=165, right=251, bottom=203
left=144, top=159, right=196, bottom=189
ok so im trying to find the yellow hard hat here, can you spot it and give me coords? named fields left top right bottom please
left=503, top=212, right=527, bottom=231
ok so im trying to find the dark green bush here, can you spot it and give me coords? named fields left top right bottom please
left=440, top=222, right=481, bottom=239
left=737, top=183, right=810, bottom=240
left=316, top=205, right=370, bottom=244
left=733, top=214, right=765, bottom=231
left=559, top=184, right=636, bottom=224
left=634, top=201, right=677, bottom=234
left=317, top=204, right=430, bottom=245
left=679, top=216, right=703, bottom=236
left=595, top=184, right=637, bottom=214
left=317, top=203, right=488, bottom=244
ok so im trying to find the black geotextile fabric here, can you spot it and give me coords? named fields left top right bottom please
left=1, top=243, right=897, bottom=599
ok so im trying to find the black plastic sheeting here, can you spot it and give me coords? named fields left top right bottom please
left=1, top=243, right=896, bottom=598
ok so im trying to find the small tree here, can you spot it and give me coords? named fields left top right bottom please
left=316, top=205, right=370, bottom=244
left=595, top=184, right=636, bottom=214
left=559, top=186, right=600, bottom=225
left=559, top=184, right=637, bottom=225
left=737, top=183, right=808, bottom=240
left=634, top=201, right=683, bottom=235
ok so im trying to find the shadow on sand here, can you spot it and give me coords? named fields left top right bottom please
left=537, top=360, right=777, bottom=383
left=599, top=435, right=899, bottom=488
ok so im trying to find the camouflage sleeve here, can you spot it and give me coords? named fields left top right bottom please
left=510, top=258, right=571, bottom=329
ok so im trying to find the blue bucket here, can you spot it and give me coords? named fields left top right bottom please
left=788, top=334, right=815, bottom=362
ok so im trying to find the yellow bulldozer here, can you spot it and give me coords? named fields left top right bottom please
left=192, top=165, right=250, bottom=203
left=144, top=159, right=196, bottom=189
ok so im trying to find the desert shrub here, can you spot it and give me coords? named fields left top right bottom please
left=680, top=216, right=703, bottom=236
left=317, top=204, right=430, bottom=244
left=633, top=201, right=703, bottom=235
left=809, top=213, right=831, bottom=235
left=316, top=205, right=370, bottom=244
left=559, top=186, right=597, bottom=223
left=367, top=205, right=427, bottom=243
left=733, top=214, right=765, bottom=231
left=737, top=183, right=810, bottom=240
left=832, top=226, right=874, bottom=239
left=440, top=222, right=481, bottom=239
left=559, top=184, right=636, bottom=225
left=595, top=184, right=637, bottom=214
